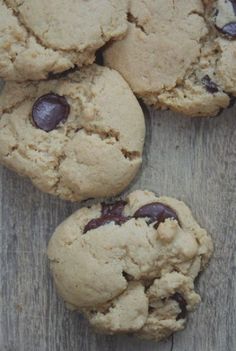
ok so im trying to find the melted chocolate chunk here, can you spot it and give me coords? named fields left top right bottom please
left=83, top=215, right=128, bottom=234
left=202, top=75, right=219, bottom=94
left=83, top=200, right=129, bottom=233
left=217, top=22, right=236, bottom=38
left=32, top=93, right=70, bottom=132
left=101, top=201, right=127, bottom=217
left=134, top=202, right=179, bottom=229
left=83, top=200, right=178, bottom=233
left=171, top=293, right=187, bottom=320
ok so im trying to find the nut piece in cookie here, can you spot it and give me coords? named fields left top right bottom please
left=47, top=190, right=213, bottom=340
left=0, top=65, right=145, bottom=201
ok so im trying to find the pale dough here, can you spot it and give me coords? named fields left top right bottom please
left=104, top=0, right=236, bottom=117
left=0, top=65, right=145, bottom=201
left=0, top=0, right=128, bottom=81
left=48, top=190, right=213, bottom=340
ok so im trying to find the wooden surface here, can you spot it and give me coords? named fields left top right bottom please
left=0, top=103, right=236, bottom=351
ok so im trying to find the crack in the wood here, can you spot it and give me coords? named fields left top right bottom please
left=170, top=334, right=174, bottom=351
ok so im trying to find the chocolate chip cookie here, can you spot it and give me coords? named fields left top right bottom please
left=0, top=0, right=127, bottom=81
left=0, top=65, right=145, bottom=201
left=47, top=190, right=213, bottom=340
left=104, top=0, right=236, bottom=117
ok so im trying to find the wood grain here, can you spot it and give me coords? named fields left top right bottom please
left=0, top=103, right=236, bottom=351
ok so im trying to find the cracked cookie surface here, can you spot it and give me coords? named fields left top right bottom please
left=0, top=0, right=128, bottom=81
left=47, top=190, right=213, bottom=340
left=0, top=65, right=145, bottom=201
left=104, top=0, right=236, bottom=117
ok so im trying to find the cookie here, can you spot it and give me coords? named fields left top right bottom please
left=0, top=0, right=128, bottom=81
left=104, top=0, right=236, bottom=117
left=0, top=65, right=145, bottom=201
left=47, top=190, right=213, bottom=340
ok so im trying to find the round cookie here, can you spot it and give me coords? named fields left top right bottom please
left=104, top=0, right=236, bottom=117
left=48, top=190, right=213, bottom=340
left=0, top=0, right=128, bottom=81
left=0, top=65, right=145, bottom=201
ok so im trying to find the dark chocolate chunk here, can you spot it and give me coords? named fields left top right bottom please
left=101, top=201, right=127, bottom=217
left=83, top=200, right=129, bottom=233
left=84, top=200, right=178, bottom=233
left=83, top=215, right=128, bottom=233
left=217, top=22, right=236, bottom=38
left=202, top=75, right=219, bottom=94
left=32, top=93, right=70, bottom=132
left=171, top=292, right=187, bottom=320
left=134, top=202, right=179, bottom=229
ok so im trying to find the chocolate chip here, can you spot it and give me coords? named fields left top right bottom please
left=134, top=202, right=179, bottom=229
left=202, top=75, right=219, bottom=94
left=83, top=200, right=129, bottom=233
left=101, top=201, right=127, bottom=217
left=83, top=215, right=128, bottom=234
left=171, top=292, right=187, bottom=320
left=32, top=93, right=70, bottom=132
left=217, top=22, right=236, bottom=39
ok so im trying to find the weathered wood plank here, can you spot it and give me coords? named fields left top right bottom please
left=0, top=105, right=236, bottom=351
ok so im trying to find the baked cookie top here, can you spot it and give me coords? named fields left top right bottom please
left=0, top=0, right=128, bottom=81
left=104, top=0, right=236, bottom=117
left=48, top=190, right=213, bottom=340
left=0, top=65, right=145, bottom=201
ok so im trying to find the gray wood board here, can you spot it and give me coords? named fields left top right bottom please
left=0, top=105, right=236, bottom=351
